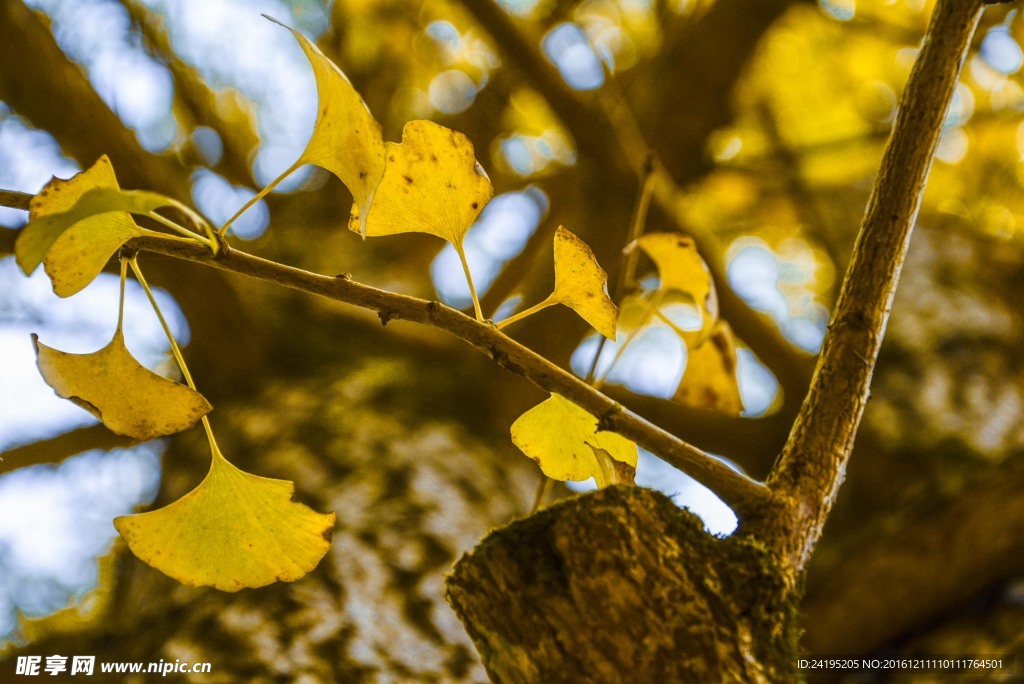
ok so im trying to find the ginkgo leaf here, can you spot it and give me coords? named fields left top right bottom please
left=16, top=156, right=139, bottom=276
left=635, top=232, right=718, bottom=341
left=43, top=215, right=143, bottom=297
left=114, top=446, right=335, bottom=591
left=350, top=119, right=493, bottom=246
left=510, top=393, right=637, bottom=483
left=497, top=226, right=618, bottom=338
left=33, top=330, right=212, bottom=439
left=549, top=226, right=618, bottom=338
left=34, top=186, right=185, bottom=297
left=674, top=321, right=744, bottom=415
left=350, top=119, right=493, bottom=319
left=268, top=15, right=385, bottom=234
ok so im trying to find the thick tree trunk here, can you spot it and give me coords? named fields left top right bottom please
left=447, top=486, right=800, bottom=683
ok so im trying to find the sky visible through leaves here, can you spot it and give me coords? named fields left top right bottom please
left=6, top=0, right=1017, bottom=641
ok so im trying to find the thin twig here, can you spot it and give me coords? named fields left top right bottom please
left=761, top=0, right=987, bottom=571
left=0, top=189, right=31, bottom=211
left=102, top=234, right=771, bottom=517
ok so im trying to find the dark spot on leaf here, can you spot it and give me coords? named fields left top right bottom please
left=430, top=154, right=438, bottom=162
left=471, top=202, right=478, bottom=209
left=389, top=155, right=396, bottom=162
left=403, top=175, right=414, bottom=185
left=359, top=170, right=367, bottom=179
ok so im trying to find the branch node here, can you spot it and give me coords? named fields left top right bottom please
left=597, top=404, right=623, bottom=432
left=212, top=234, right=230, bottom=261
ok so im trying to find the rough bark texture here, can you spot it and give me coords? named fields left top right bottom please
left=759, top=0, right=985, bottom=572
left=446, top=486, right=799, bottom=683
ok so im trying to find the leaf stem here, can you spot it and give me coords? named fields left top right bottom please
left=128, top=257, right=217, bottom=453
left=455, top=244, right=484, bottom=321
left=530, top=475, right=553, bottom=514
left=584, top=158, right=656, bottom=384
left=117, top=257, right=128, bottom=332
left=146, top=211, right=205, bottom=241
left=217, top=161, right=301, bottom=238
left=495, top=296, right=555, bottom=330
left=593, top=290, right=664, bottom=390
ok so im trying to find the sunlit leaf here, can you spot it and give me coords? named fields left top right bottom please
left=510, top=393, right=637, bottom=483
left=674, top=321, right=744, bottom=415
left=43, top=217, right=143, bottom=298
left=114, top=446, right=335, bottom=591
left=549, top=226, right=618, bottom=338
left=268, top=15, right=385, bottom=234
left=350, top=119, right=493, bottom=247
left=635, top=232, right=718, bottom=341
left=16, top=156, right=138, bottom=276
left=33, top=330, right=212, bottom=440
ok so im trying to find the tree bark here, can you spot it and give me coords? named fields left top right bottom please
left=447, top=486, right=799, bottom=683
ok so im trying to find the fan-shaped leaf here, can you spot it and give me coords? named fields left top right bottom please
left=33, top=331, right=212, bottom=439
left=16, top=156, right=139, bottom=276
left=115, top=447, right=335, bottom=591
left=510, top=394, right=637, bottom=483
left=43, top=217, right=143, bottom=297
left=350, top=119, right=493, bottom=247
left=549, top=226, right=618, bottom=339
left=635, top=232, right=718, bottom=341
left=675, top=322, right=744, bottom=415
left=268, top=16, right=385, bottom=233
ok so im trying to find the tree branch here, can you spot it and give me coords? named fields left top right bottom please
left=103, top=233, right=769, bottom=517
left=0, top=183, right=782, bottom=514
left=0, top=189, right=32, bottom=212
left=0, top=424, right=136, bottom=476
left=759, top=0, right=987, bottom=571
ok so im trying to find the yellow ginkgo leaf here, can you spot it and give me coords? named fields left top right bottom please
left=16, top=156, right=138, bottom=276
left=496, top=226, right=618, bottom=338
left=635, top=232, right=718, bottom=341
left=351, top=119, right=493, bottom=245
left=33, top=330, right=212, bottom=440
left=114, top=446, right=335, bottom=591
left=267, top=16, right=385, bottom=235
left=674, top=321, right=744, bottom=415
left=44, top=213, right=143, bottom=297
left=351, top=119, right=493, bottom=319
left=510, top=393, right=638, bottom=483
left=549, top=226, right=618, bottom=339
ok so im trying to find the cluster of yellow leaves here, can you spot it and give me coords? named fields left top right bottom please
left=16, top=156, right=146, bottom=298
left=633, top=233, right=744, bottom=416
left=265, top=17, right=642, bottom=492
left=506, top=233, right=743, bottom=489
left=17, top=156, right=333, bottom=591
left=15, top=15, right=747, bottom=590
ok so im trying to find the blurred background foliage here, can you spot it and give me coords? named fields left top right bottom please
left=1, top=0, right=1023, bottom=673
